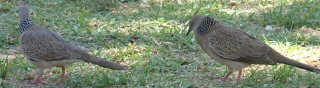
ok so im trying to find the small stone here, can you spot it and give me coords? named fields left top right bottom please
left=265, top=25, right=274, bottom=31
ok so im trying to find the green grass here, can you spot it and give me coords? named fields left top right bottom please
left=0, top=0, right=320, bottom=87
left=0, top=57, right=10, bottom=79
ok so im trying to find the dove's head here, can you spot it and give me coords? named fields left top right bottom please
left=187, top=15, right=217, bottom=36
left=187, top=15, right=207, bottom=35
left=18, top=5, right=30, bottom=20
left=18, top=5, right=33, bottom=33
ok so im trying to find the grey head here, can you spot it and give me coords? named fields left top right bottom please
left=187, top=15, right=216, bottom=36
left=18, top=5, right=33, bottom=33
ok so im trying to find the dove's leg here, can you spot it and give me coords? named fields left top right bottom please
left=60, top=66, right=70, bottom=82
left=220, top=69, right=233, bottom=82
left=27, top=69, right=46, bottom=84
left=236, top=70, right=243, bottom=82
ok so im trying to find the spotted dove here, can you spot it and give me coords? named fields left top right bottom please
left=18, top=5, right=125, bottom=84
left=187, top=15, right=320, bottom=82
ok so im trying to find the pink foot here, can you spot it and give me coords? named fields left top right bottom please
left=56, top=73, right=71, bottom=85
left=61, top=73, right=71, bottom=82
left=27, top=72, right=45, bottom=84
left=61, top=66, right=72, bottom=82
left=236, top=78, right=243, bottom=83
left=219, top=71, right=233, bottom=83
left=27, top=79, right=46, bottom=84
left=219, top=80, right=225, bottom=83
left=236, top=70, right=243, bottom=83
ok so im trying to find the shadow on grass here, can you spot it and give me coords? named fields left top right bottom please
left=249, top=0, right=320, bottom=46
left=1, top=0, right=320, bottom=87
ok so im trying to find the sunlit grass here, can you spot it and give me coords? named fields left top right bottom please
left=0, top=0, right=319, bottom=87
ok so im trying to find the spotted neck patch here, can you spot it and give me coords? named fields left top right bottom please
left=19, top=18, right=33, bottom=33
left=197, top=16, right=216, bottom=36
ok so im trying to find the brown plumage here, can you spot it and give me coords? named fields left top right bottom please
left=18, top=5, right=125, bottom=84
left=187, top=15, right=320, bottom=82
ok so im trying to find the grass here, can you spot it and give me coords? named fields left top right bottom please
left=0, top=57, right=10, bottom=79
left=0, top=0, right=320, bottom=87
